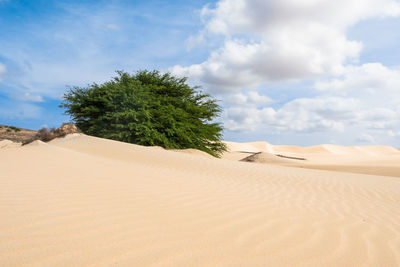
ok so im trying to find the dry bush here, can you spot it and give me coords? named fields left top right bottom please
left=24, top=123, right=81, bottom=145
left=36, top=127, right=57, bottom=142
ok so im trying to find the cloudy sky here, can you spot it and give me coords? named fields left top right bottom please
left=1, top=0, right=400, bottom=146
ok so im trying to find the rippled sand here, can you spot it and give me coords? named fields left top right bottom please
left=1, top=135, right=400, bottom=266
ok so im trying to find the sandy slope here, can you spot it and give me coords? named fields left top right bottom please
left=224, top=141, right=400, bottom=177
left=1, top=135, right=400, bottom=266
left=0, top=140, right=21, bottom=149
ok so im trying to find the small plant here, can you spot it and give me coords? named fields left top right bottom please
left=6, top=128, right=11, bottom=133
left=8, top=126, right=21, bottom=132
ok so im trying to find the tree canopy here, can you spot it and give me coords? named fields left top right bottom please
left=61, top=70, right=226, bottom=157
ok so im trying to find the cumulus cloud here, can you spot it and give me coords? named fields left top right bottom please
left=315, top=63, right=400, bottom=101
left=313, top=63, right=400, bottom=133
left=224, top=106, right=275, bottom=132
left=225, top=91, right=271, bottom=107
left=271, top=97, right=360, bottom=132
left=172, top=0, right=400, bottom=93
left=224, top=97, right=360, bottom=132
left=176, top=0, right=400, bottom=145
left=224, top=95, right=400, bottom=137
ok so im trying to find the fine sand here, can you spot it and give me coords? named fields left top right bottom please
left=224, top=141, right=400, bottom=178
left=1, top=135, right=400, bottom=266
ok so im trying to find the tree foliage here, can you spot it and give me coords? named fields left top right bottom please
left=61, top=70, right=226, bottom=157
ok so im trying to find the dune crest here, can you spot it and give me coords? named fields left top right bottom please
left=23, top=140, right=48, bottom=147
left=0, top=139, right=21, bottom=149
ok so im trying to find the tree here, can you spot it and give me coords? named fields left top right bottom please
left=61, top=70, right=227, bottom=157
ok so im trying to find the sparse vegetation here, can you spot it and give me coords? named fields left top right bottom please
left=35, top=127, right=58, bottom=142
left=0, top=125, right=37, bottom=143
left=8, top=126, right=21, bottom=132
left=2, top=126, right=21, bottom=133
left=61, top=70, right=227, bottom=157
left=26, top=123, right=80, bottom=144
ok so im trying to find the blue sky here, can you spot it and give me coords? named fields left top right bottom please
left=1, top=0, right=400, bottom=146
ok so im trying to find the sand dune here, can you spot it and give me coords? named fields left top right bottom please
left=246, top=141, right=275, bottom=153
left=224, top=141, right=400, bottom=177
left=358, top=145, right=400, bottom=155
left=240, top=152, right=305, bottom=165
left=1, top=134, right=400, bottom=266
left=224, top=141, right=263, bottom=153
left=24, top=140, right=48, bottom=147
left=225, top=141, right=400, bottom=156
left=0, top=139, right=21, bottom=149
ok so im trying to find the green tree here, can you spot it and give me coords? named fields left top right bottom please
left=61, top=70, right=227, bottom=157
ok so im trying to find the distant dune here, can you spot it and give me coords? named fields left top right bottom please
left=1, top=134, right=400, bottom=266
left=224, top=141, right=400, bottom=177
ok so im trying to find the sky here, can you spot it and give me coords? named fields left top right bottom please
left=1, top=0, right=400, bottom=146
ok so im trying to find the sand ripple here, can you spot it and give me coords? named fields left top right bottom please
left=1, top=135, right=400, bottom=266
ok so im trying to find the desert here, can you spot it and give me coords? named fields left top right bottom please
left=2, top=0, right=400, bottom=266
left=1, top=133, right=400, bottom=266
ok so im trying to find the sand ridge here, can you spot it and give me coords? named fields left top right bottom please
left=1, top=134, right=400, bottom=266
left=0, top=140, right=21, bottom=149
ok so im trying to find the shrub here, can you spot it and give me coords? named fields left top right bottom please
left=24, top=123, right=81, bottom=144
left=36, top=127, right=57, bottom=142
left=61, top=70, right=226, bottom=157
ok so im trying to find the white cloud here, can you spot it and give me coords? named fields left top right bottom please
left=17, top=92, right=44, bottom=102
left=224, top=94, right=400, bottom=137
left=316, top=63, right=400, bottom=98
left=187, top=1, right=400, bottom=144
left=271, top=97, right=360, bottom=132
left=357, top=133, right=376, bottom=144
left=172, top=0, right=400, bottom=93
left=224, top=97, right=360, bottom=132
left=361, top=108, right=398, bottom=130
left=224, top=106, right=275, bottom=132
left=221, top=62, right=400, bottom=137
left=202, top=0, right=400, bottom=35
left=313, top=63, right=400, bottom=132
left=0, top=62, right=5, bottom=72
left=105, top=24, right=120, bottom=31
left=388, top=130, right=400, bottom=138
left=225, top=91, right=271, bottom=107
left=0, top=62, right=6, bottom=81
